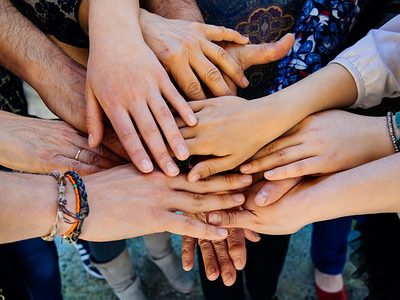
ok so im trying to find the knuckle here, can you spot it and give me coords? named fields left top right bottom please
left=294, top=162, right=305, bottom=174
left=204, top=67, right=222, bottom=83
left=68, top=159, right=82, bottom=172
left=183, top=216, right=197, bottom=232
left=185, top=81, right=203, bottom=98
left=217, top=47, right=229, bottom=60
left=119, top=126, right=135, bottom=140
left=156, top=105, right=172, bottom=120
left=142, top=125, right=159, bottom=138
left=86, top=151, right=101, bottom=165
left=192, top=193, right=204, bottom=208
left=276, top=149, right=287, bottom=161
left=201, top=163, right=216, bottom=178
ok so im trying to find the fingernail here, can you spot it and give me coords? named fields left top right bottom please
left=208, top=266, right=216, bottom=277
left=141, top=159, right=153, bottom=172
left=240, top=175, right=252, bottom=184
left=241, top=164, right=251, bottom=173
left=167, top=162, right=179, bottom=176
left=188, top=114, right=197, bottom=126
left=209, top=213, right=222, bottom=225
left=234, top=258, right=244, bottom=270
left=255, top=190, right=268, bottom=205
left=224, top=272, right=234, bottom=285
left=217, top=228, right=228, bottom=237
left=264, top=170, right=274, bottom=178
left=190, top=173, right=200, bottom=182
left=183, top=261, right=192, bottom=271
left=233, top=194, right=245, bottom=203
left=242, top=77, right=249, bottom=87
left=88, top=134, right=94, bottom=147
left=177, top=144, right=189, bottom=158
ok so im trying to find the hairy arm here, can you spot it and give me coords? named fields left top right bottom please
left=142, top=0, right=204, bottom=22
left=0, top=0, right=88, bottom=131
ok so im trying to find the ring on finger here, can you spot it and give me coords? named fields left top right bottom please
left=74, top=148, right=83, bottom=161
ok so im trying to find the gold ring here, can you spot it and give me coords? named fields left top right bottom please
left=74, top=148, right=83, bottom=161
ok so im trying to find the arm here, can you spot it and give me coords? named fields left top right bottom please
left=0, top=110, right=121, bottom=175
left=207, top=153, right=400, bottom=235
left=0, top=0, right=86, bottom=131
left=182, top=62, right=358, bottom=182
left=0, top=165, right=254, bottom=244
left=142, top=0, right=204, bottom=22
left=331, top=15, right=400, bottom=109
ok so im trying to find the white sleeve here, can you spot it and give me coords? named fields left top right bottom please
left=329, top=15, right=400, bottom=109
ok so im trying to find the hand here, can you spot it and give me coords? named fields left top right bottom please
left=206, top=181, right=313, bottom=235
left=81, top=165, right=254, bottom=241
left=0, top=112, right=122, bottom=175
left=178, top=96, right=289, bottom=181
left=86, top=3, right=197, bottom=177
left=182, top=212, right=260, bottom=286
left=140, top=9, right=250, bottom=99
left=220, top=33, right=295, bottom=94
left=240, top=110, right=394, bottom=180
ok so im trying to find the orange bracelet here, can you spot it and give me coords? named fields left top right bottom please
left=61, top=174, right=81, bottom=238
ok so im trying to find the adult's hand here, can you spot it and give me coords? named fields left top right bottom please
left=140, top=9, right=250, bottom=100
left=0, top=111, right=122, bottom=175
left=86, top=0, right=196, bottom=177
left=206, top=181, right=312, bottom=235
left=240, top=110, right=394, bottom=180
left=81, top=165, right=254, bottom=241
left=182, top=224, right=260, bottom=286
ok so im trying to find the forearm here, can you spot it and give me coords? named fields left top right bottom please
left=304, top=154, right=400, bottom=223
left=256, top=63, right=357, bottom=139
left=0, top=0, right=87, bottom=131
left=88, top=0, right=143, bottom=45
left=143, top=0, right=203, bottom=22
left=0, top=171, right=73, bottom=244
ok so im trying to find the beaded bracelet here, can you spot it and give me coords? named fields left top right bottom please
left=42, top=171, right=77, bottom=241
left=394, top=112, right=400, bottom=150
left=386, top=112, right=400, bottom=153
left=63, top=171, right=89, bottom=242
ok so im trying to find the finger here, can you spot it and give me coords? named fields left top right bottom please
left=169, top=63, right=206, bottom=100
left=188, top=100, right=208, bottom=113
left=148, top=95, right=190, bottom=161
left=108, top=108, right=153, bottom=173
left=244, top=229, right=261, bottom=242
left=264, top=157, right=321, bottom=180
left=212, top=239, right=237, bottom=286
left=223, top=74, right=238, bottom=96
left=175, top=117, right=187, bottom=129
left=85, top=85, right=104, bottom=148
left=184, top=139, right=217, bottom=156
left=250, top=133, right=301, bottom=161
left=73, top=134, right=125, bottom=164
left=73, top=149, right=119, bottom=169
left=255, top=177, right=302, bottom=206
left=161, top=77, right=197, bottom=127
left=180, top=127, right=196, bottom=139
left=207, top=209, right=255, bottom=229
left=168, top=192, right=245, bottom=214
left=188, top=156, right=235, bottom=182
left=203, top=24, right=249, bottom=44
left=55, top=156, right=104, bottom=176
left=227, top=228, right=246, bottom=270
left=201, top=42, right=248, bottom=89
left=239, top=33, right=295, bottom=69
left=241, top=144, right=311, bottom=174
left=102, top=126, right=130, bottom=161
left=182, top=236, right=197, bottom=271
left=168, top=173, right=253, bottom=193
left=131, top=104, right=180, bottom=177
left=164, top=213, right=228, bottom=240
left=190, top=54, right=232, bottom=97
left=198, top=239, right=220, bottom=281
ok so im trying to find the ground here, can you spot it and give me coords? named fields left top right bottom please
left=57, top=226, right=368, bottom=300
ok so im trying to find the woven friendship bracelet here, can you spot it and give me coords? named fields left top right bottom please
left=386, top=112, right=399, bottom=153
left=394, top=112, right=400, bottom=150
left=63, top=171, right=89, bottom=242
left=42, top=171, right=77, bottom=241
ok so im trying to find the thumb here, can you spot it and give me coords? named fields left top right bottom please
left=86, top=84, right=104, bottom=148
left=241, top=33, right=295, bottom=70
